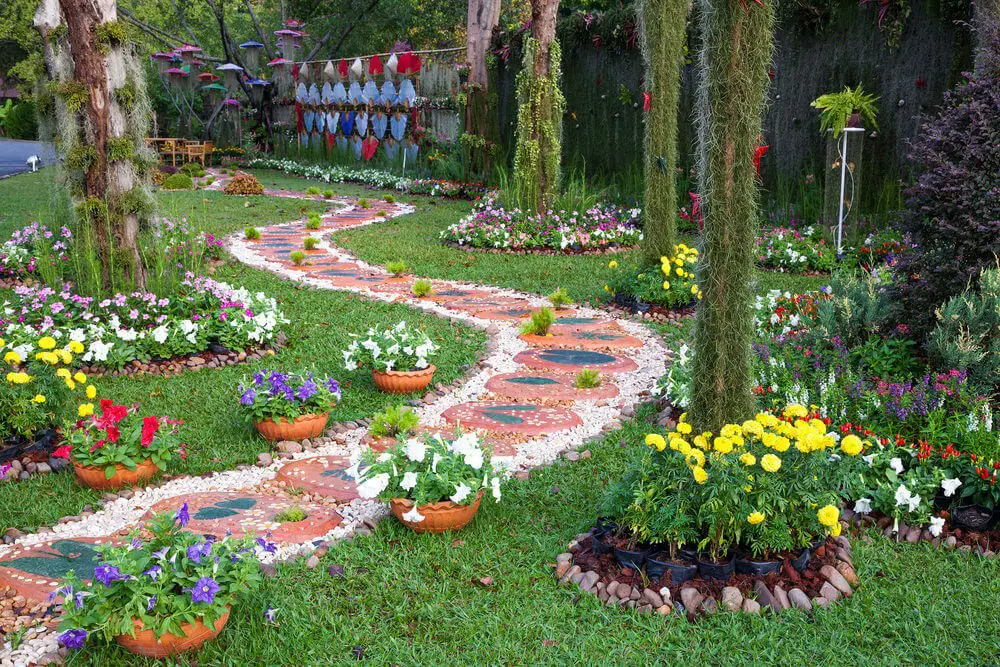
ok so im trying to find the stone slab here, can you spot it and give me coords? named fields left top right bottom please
left=485, top=371, right=619, bottom=401
left=441, top=401, right=582, bottom=436
left=274, top=455, right=359, bottom=501
left=0, top=537, right=120, bottom=605
left=513, top=348, right=639, bottom=374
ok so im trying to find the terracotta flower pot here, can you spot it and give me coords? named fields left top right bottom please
left=73, top=459, right=160, bottom=490
left=115, top=609, right=229, bottom=658
left=254, top=413, right=329, bottom=442
left=390, top=491, right=483, bottom=533
left=372, top=365, right=435, bottom=394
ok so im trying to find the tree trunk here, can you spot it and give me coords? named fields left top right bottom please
left=972, top=0, right=1000, bottom=78
left=466, top=0, right=501, bottom=87
left=690, top=0, right=776, bottom=432
left=638, top=0, right=690, bottom=265
left=464, top=0, right=501, bottom=179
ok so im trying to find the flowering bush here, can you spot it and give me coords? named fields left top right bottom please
left=440, top=194, right=642, bottom=252
left=55, top=508, right=262, bottom=649
left=342, top=321, right=439, bottom=372
left=406, top=179, right=488, bottom=199
left=355, top=431, right=502, bottom=520
left=65, top=401, right=186, bottom=477
left=756, top=226, right=836, bottom=272
left=0, top=275, right=287, bottom=370
left=237, top=370, right=341, bottom=423
left=604, top=244, right=701, bottom=308
left=0, top=335, right=92, bottom=441
left=0, top=223, right=71, bottom=280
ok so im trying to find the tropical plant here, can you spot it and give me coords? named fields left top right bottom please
left=810, top=84, right=879, bottom=137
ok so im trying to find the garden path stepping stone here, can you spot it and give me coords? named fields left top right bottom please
left=441, top=401, right=582, bottom=436
left=425, top=288, right=491, bottom=303
left=485, top=371, right=619, bottom=401
left=274, top=456, right=359, bottom=501
left=0, top=537, right=120, bottom=605
left=550, top=316, right=618, bottom=332
left=514, top=348, right=639, bottom=373
left=472, top=305, right=541, bottom=321
left=520, top=330, right=643, bottom=351
left=146, top=492, right=342, bottom=545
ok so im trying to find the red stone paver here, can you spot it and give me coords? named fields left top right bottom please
left=485, top=371, right=619, bottom=401
left=0, top=537, right=121, bottom=605
left=274, top=456, right=358, bottom=501
left=146, top=492, right=342, bottom=545
left=549, top=315, right=618, bottom=332
left=520, top=330, right=643, bottom=351
left=472, top=305, right=541, bottom=321
left=513, top=348, right=639, bottom=373
left=441, top=401, right=582, bottom=436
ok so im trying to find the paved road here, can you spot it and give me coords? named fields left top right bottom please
left=0, top=139, right=56, bottom=177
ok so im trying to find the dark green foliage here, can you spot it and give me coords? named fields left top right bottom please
left=3, top=101, right=38, bottom=140
left=106, top=136, right=134, bottom=162
left=161, top=173, right=194, bottom=190
left=65, top=145, right=97, bottom=173
left=114, top=81, right=137, bottom=110
left=690, top=0, right=776, bottom=432
left=109, top=187, right=155, bottom=218
left=637, top=0, right=686, bottom=264
left=54, top=80, right=88, bottom=113
left=808, top=272, right=898, bottom=348
left=930, top=267, right=1000, bottom=391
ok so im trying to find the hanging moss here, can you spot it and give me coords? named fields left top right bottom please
left=75, top=197, right=110, bottom=224
left=65, top=144, right=97, bottom=172
left=110, top=187, right=155, bottom=218
left=690, top=0, right=777, bottom=432
left=115, top=81, right=137, bottom=111
left=512, top=37, right=566, bottom=214
left=95, top=21, right=130, bottom=53
left=637, top=0, right=688, bottom=264
left=47, top=24, right=67, bottom=44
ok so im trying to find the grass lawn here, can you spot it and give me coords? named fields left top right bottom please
left=69, top=406, right=1000, bottom=665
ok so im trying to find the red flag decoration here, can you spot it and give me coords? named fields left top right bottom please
left=753, top=138, right=769, bottom=178
left=642, top=91, right=652, bottom=112
left=361, top=136, right=379, bottom=161
left=369, top=55, right=384, bottom=76
left=295, top=101, right=304, bottom=133
left=338, top=59, right=349, bottom=78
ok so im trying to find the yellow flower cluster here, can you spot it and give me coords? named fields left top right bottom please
left=659, top=244, right=702, bottom=300
left=2, top=337, right=96, bottom=410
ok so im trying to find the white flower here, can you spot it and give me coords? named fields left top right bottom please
left=862, top=453, right=877, bottom=466
left=376, top=453, right=391, bottom=463
left=894, top=484, right=921, bottom=512
left=404, top=439, right=426, bottom=463
left=928, top=516, right=946, bottom=537
left=889, top=457, right=904, bottom=474
left=431, top=452, right=442, bottom=473
left=853, top=498, right=872, bottom=514
left=450, top=483, right=471, bottom=504
left=402, top=507, right=425, bottom=523
left=464, top=448, right=484, bottom=470
left=449, top=433, right=480, bottom=456
left=152, top=325, right=169, bottom=344
left=491, top=477, right=501, bottom=502
left=400, top=471, right=419, bottom=491
left=356, top=473, right=390, bottom=499
left=941, top=478, right=962, bottom=497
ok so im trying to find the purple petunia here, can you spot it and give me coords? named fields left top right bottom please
left=265, top=606, right=278, bottom=624
left=189, top=577, right=220, bottom=604
left=58, top=629, right=87, bottom=650
left=176, top=502, right=190, bottom=527
left=147, top=595, right=157, bottom=612
left=93, top=563, right=126, bottom=587
left=297, top=375, right=318, bottom=401
left=254, top=536, right=277, bottom=554
left=144, top=565, right=162, bottom=581
left=186, top=540, right=213, bottom=564
left=240, top=386, right=257, bottom=405
left=152, top=546, right=170, bottom=560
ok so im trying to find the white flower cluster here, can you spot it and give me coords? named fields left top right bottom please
left=342, top=321, right=439, bottom=373
left=246, top=157, right=410, bottom=190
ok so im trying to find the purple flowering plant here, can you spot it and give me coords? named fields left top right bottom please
left=56, top=508, right=262, bottom=649
left=238, top=369, right=342, bottom=423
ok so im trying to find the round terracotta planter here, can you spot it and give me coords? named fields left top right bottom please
left=73, top=459, right=160, bottom=490
left=115, top=609, right=229, bottom=658
left=372, top=365, right=435, bottom=394
left=254, top=413, right=329, bottom=442
left=390, top=491, right=483, bottom=533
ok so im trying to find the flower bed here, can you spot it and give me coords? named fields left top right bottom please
left=0, top=274, right=287, bottom=371
left=0, top=223, right=71, bottom=282
left=604, top=245, right=701, bottom=311
left=756, top=226, right=836, bottom=273
left=440, top=195, right=642, bottom=253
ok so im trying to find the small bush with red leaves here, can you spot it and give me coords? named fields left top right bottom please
left=223, top=172, right=264, bottom=196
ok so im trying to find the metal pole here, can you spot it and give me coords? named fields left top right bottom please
left=837, top=129, right=848, bottom=258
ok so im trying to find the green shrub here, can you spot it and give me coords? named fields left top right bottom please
left=386, top=260, right=409, bottom=276
left=180, top=163, right=206, bottom=177
left=274, top=506, right=308, bottom=523
left=370, top=405, right=419, bottom=439
left=930, top=266, right=1000, bottom=391
left=574, top=369, right=602, bottom=389
left=521, top=307, right=555, bottom=336
left=303, top=237, right=320, bottom=250
left=4, top=101, right=37, bottom=140
left=305, top=186, right=321, bottom=195
left=412, top=279, right=433, bottom=297
left=245, top=227, right=261, bottom=240
left=161, top=173, right=194, bottom=190
left=305, top=212, right=322, bottom=230
left=290, top=250, right=306, bottom=265
left=549, top=287, right=573, bottom=309
left=808, top=272, right=898, bottom=349
left=383, top=194, right=395, bottom=204
left=358, top=198, right=370, bottom=209
left=322, top=189, right=334, bottom=198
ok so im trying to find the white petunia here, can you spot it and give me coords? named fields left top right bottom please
left=853, top=498, right=872, bottom=514
left=894, top=484, right=921, bottom=512
left=862, top=453, right=877, bottom=466
left=404, top=439, right=426, bottom=462
left=152, top=325, right=169, bottom=344
left=376, top=452, right=391, bottom=463
left=463, top=448, right=484, bottom=470
left=889, top=457, right=904, bottom=474
left=491, top=477, right=501, bottom=502
left=431, top=452, right=442, bottom=473
left=941, top=478, right=962, bottom=497
left=402, top=507, right=425, bottom=523
left=928, top=516, right=946, bottom=537
left=356, top=473, right=390, bottom=499
left=450, top=483, right=471, bottom=504
left=400, top=471, right=419, bottom=491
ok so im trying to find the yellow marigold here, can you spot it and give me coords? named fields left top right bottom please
left=58, top=350, right=72, bottom=364
left=817, top=504, right=839, bottom=528
left=56, top=368, right=71, bottom=379
left=755, top=412, right=779, bottom=428
left=73, top=372, right=86, bottom=384
left=662, top=281, right=671, bottom=291
left=37, top=336, right=56, bottom=350
left=783, top=404, right=808, bottom=418
left=86, top=384, right=97, bottom=399
left=692, top=465, right=708, bottom=484
left=731, top=435, right=745, bottom=447
left=740, top=452, right=756, bottom=466
left=676, top=441, right=692, bottom=456
left=840, top=434, right=863, bottom=456
left=747, top=511, right=765, bottom=525
left=693, top=434, right=709, bottom=450
left=686, top=450, right=706, bottom=468
left=6, top=372, right=31, bottom=384
left=830, top=522, right=842, bottom=537
left=676, top=422, right=692, bottom=435
left=760, top=453, right=782, bottom=473
left=65, top=378, right=76, bottom=391
left=78, top=403, right=94, bottom=417
left=645, top=434, right=667, bottom=451
left=720, top=424, right=742, bottom=439
left=809, top=418, right=827, bottom=433
left=31, top=394, right=45, bottom=404
left=678, top=412, right=688, bottom=423
left=608, top=260, right=618, bottom=269
left=690, top=284, right=698, bottom=294
left=713, top=437, right=734, bottom=454
left=675, top=267, right=685, bottom=277
left=772, top=436, right=791, bottom=453
left=3, top=351, right=20, bottom=365
left=68, top=341, right=84, bottom=354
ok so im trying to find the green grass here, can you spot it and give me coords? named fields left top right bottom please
left=69, top=407, right=1000, bottom=665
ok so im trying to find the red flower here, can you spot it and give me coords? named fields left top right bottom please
left=141, top=416, right=160, bottom=447
left=52, top=445, right=71, bottom=459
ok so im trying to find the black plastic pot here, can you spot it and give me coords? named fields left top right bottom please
left=590, top=521, right=618, bottom=555
left=953, top=504, right=993, bottom=532
left=646, top=553, right=698, bottom=585
left=695, top=552, right=737, bottom=581
left=735, top=556, right=781, bottom=576
left=614, top=545, right=649, bottom=571
left=791, top=547, right=811, bottom=573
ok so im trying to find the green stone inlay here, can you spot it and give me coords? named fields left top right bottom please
left=507, top=377, right=560, bottom=386
left=556, top=317, right=599, bottom=325
left=483, top=411, right=525, bottom=425
left=194, top=497, right=257, bottom=521
left=2, top=540, right=102, bottom=581
left=437, top=289, right=471, bottom=296
left=321, top=269, right=358, bottom=276
left=321, top=468, right=353, bottom=482
left=539, top=349, right=616, bottom=365
left=576, top=332, right=619, bottom=341
left=503, top=309, right=532, bottom=316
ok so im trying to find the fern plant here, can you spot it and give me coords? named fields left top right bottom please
left=811, top=85, right=879, bottom=137
left=520, top=307, right=555, bottom=336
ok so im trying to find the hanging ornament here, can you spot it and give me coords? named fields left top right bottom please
left=351, top=57, right=363, bottom=79
left=323, top=61, right=336, bottom=83
left=372, top=111, right=388, bottom=139
left=386, top=53, right=398, bottom=77
left=338, top=59, right=349, bottom=79
left=369, top=55, right=384, bottom=77
left=361, top=135, right=379, bottom=161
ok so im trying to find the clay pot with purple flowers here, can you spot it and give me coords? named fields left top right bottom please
left=239, top=369, right=342, bottom=443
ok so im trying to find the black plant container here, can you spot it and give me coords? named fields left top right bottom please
left=646, top=554, right=698, bottom=585
left=953, top=504, right=993, bottom=532
left=591, top=525, right=616, bottom=556
left=696, top=552, right=737, bottom=581
left=614, top=544, right=649, bottom=571
left=791, top=547, right=811, bottom=573
left=735, top=556, right=782, bottom=577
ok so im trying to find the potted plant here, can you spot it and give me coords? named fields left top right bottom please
left=55, top=508, right=263, bottom=658
left=343, top=322, right=440, bottom=394
left=355, top=430, right=502, bottom=533
left=366, top=405, right=420, bottom=452
left=238, top=370, right=342, bottom=442
left=66, top=401, right=185, bottom=490
left=810, top=84, right=879, bottom=137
